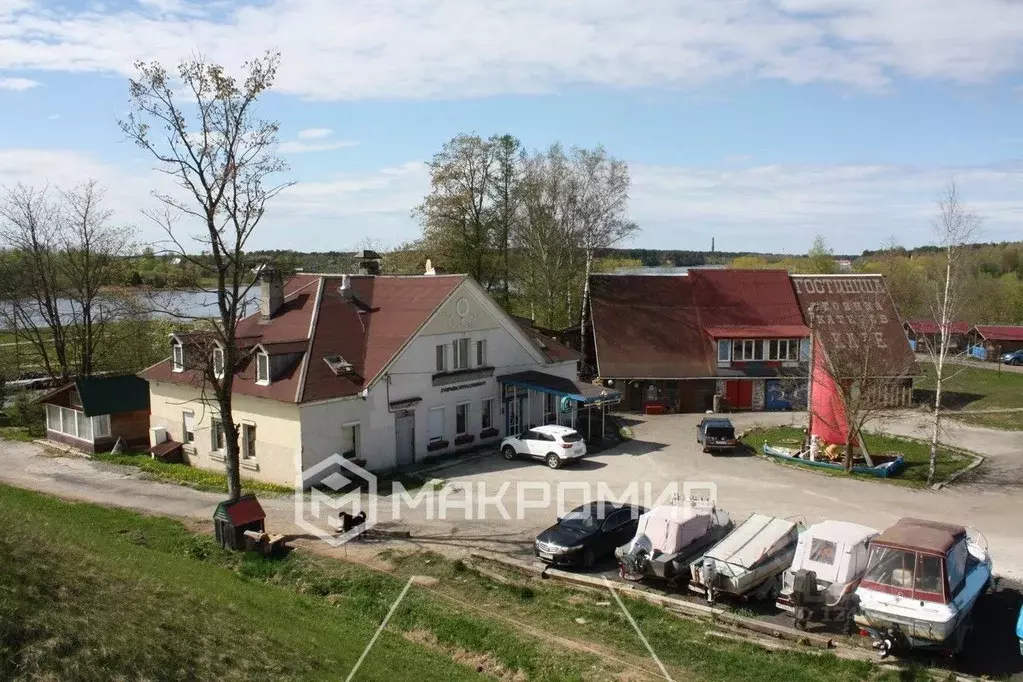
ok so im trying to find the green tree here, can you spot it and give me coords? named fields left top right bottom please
left=803, top=236, right=839, bottom=274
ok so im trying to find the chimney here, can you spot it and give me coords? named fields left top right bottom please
left=259, top=265, right=284, bottom=320
left=356, top=249, right=381, bottom=276
left=339, top=274, right=353, bottom=298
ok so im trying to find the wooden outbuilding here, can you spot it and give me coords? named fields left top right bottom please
left=36, top=375, right=151, bottom=453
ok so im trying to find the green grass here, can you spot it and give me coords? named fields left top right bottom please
left=742, top=426, right=976, bottom=488
left=0, top=484, right=931, bottom=682
left=916, top=364, right=1023, bottom=430
left=0, top=426, right=35, bottom=443
left=91, top=452, right=295, bottom=496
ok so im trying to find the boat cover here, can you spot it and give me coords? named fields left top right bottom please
left=637, top=506, right=713, bottom=555
left=790, top=520, right=877, bottom=586
left=706, top=513, right=797, bottom=569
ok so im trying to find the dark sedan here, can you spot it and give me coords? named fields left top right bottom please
left=534, top=501, right=646, bottom=569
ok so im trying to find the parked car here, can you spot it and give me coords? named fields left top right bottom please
left=534, top=501, right=646, bottom=568
left=501, top=424, right=587, bottom=469
left=696, top=417, right=737, bottom=454
left=1001, top=350, right=1023, bottom=366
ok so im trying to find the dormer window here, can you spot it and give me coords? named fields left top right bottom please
left=324, top=355, right=353, bottom=376
left=256, top=351, right=270, bottom=385
left=213, top=346, right=225, bottom=379
left=172, top=342, right=184, bottom=372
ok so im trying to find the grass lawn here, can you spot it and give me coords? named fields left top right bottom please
left=91, top=452, right=294, bottom=496
left=741, top=426, right=976, bottom=488
left=0, top=426, right=36, bottom=443
left=915, top=364, right=1023, bottom=430
left=0, top=484, right=931, bottom=682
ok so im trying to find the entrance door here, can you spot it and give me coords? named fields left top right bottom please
left=395, top=410, right=415, bottom=466
left=506, top=395, right=527, bottom=435
left=725, top=381, right=753, bottom=410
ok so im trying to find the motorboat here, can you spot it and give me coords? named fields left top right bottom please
left=689, top=513, right=800, bottom=603
left=776, top=520, right=879, bottom=632
left=853, top=517, right=994, bottom=657
left=762, top=444, right=905, bottom=478
left=615, top=505, right=733, bottom=585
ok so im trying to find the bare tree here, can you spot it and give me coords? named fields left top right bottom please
left=925, top=182, right=980, bottom=485
left=568, top=146, right=637, bottom=370
left=119, top=51, right=292, bottom=501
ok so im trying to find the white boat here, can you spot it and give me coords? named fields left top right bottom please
left=853, top=517, right=994, bottom=657
left=777, top=520, right=879, bottom=631
left=615, top=505, right=733, bottom=584
left=689, top=513, right=800, bottom=603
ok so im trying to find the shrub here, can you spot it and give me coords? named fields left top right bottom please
left=9, top=391, right=45, bottom=436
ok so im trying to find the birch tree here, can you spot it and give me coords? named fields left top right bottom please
left=119, top=51, right=291, bottom=502
left=925, top=182, right=980, bottom=485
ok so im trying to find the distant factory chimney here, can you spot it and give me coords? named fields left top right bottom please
left=711, top=237, right=715, bottom=253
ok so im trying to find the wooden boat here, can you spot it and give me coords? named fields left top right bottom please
left=615, top=505, right=733, bottom=585
left=762, top=444, right=905, bottom=478
left=853, top=517, right=994, bottom=657
left=688, top=513, right=800, bottom=603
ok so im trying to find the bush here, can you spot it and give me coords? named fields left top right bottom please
left=8, top=391, right=45, bottom=436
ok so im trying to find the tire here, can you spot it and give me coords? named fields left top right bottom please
left=545, top=453, right=562, bottom=469
left=502, top=445, right=516, bottom=461
left=581, top=547, right=595, bottom=569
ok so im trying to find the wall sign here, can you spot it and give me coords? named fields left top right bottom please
left=440, top=380, right=486, bottom=393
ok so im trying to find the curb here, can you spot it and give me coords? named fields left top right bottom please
left=931, top=450, right=985, bottom=490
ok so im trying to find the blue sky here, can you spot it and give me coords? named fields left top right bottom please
left=1, top=0, right=1022, bottom=255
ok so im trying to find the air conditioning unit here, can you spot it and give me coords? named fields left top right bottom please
left=149, top=426, right=168, bottom=448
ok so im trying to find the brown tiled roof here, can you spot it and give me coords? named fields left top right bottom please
left=589, top=270, right=807, bottom=379
left=142, top=274, right=465, bottom=403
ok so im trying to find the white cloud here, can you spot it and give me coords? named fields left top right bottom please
left=2, top=1, right=1023, bottom=100
left=3, top=148, right=1022, bottom=253
left=0, top=77, right=40, bottom=91
left=297, top=128, right=333, bottom=140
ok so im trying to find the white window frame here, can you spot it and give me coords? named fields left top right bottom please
left=213, top=346, right=225, bottom=379
left=68, top=389, right=83, bottom=409
left=455, top=402, right=470, bottom=435
left=211, top=418, right=226, bottom=452
left=46, top=404, right=105, bottom=442
left=183, top=410, right=195, bottom=444
left=732, top=339, right=764, bottom=361
left=481, top=398, right=494, bottom=430
left=717, top=340, right=731, bottom=365
left=476, top=339, right=487, bottom=367
left=256, top=351, right=270, bottom=385
left=453, top=338, right=469, bottom=370
left=341, top=421, right=360, bottom=459
left=241, top=422, right=257, bottom=460
left=93, top=414, right=111, bottom=439
left=428, top=406, right=445, bottom=442
left=172, top=343, right=184, bottom=372
left=435, top=344, right=446, bottom=372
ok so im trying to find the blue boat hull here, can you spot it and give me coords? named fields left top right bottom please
left=762, top=444, right=905, bottom=478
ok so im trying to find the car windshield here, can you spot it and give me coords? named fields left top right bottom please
left=561, top=432, right=583, bottom=443
left=559, top=508, right=600, bottom=531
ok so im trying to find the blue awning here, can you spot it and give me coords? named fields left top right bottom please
left=498, top=371, right=620, bottom=405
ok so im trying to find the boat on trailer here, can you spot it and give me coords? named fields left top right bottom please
left=689, top=513, right=800, bottom=603
left=853, top=517, right=994, bottom=658
left=615, top=505, right=734, bottom=586
left=777, top=520, right=879, bottom=632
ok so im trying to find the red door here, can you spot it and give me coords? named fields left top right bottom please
left=725, top=381, right=753, bottom=410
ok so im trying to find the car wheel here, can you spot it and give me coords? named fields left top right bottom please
left=545, top=453, right=562, bottom=469
left=581, top=547, right=595, bottom=569
left=502, top=445, right=516, bottom=461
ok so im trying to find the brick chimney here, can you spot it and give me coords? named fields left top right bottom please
left=259, top=265, right=284, bottom=320
left=356, top=249, right=381, bottom=276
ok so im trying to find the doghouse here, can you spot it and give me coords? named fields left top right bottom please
left=213, top=494, right=266, bottom=550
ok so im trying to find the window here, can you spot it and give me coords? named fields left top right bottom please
left=768, top=339, right=802, bottom=361
left=476, top=339, right=487, bottom=367
left=213, top=347, right=224, bottom=378
left=731, top=339, right=763, bottom=361
left=435, top=344, right=446, bottom=372
left=242, top=423, right=256, bottom=459
left=788, top=339, right=799, bottom=361
left=481, top=398, right=494, bottom=429
left=183, top=411, right=195, bottom=444
left=92, top=415, right=110, bottom=439
left=341, top=422, right=360, bottom=459
left=68, top=389, right=82, bottom=409
left=544, top=392, right=555, bottom=420
left=172, top=342, right=184, bottom=372
left=453, top=338, right=469, bottom=370
left=211, top=419, right=225, bottom=451
left=46, top=405, right=105, bottom=442
left=717, top=340, right=731, bottom=364
left=808, top=538, right=838, bottom=565
left=603, top=509, right=631, bottom=531
left=256, top=352, right=270, bottom=384
left=456, top=403, right=469, bottom=435
left=428, top=407, right=445, bottom=441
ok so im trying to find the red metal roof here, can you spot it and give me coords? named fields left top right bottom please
left=589, top=270, right=807, bottom=379
left=973, top=325, right=1023, bottom=342
left=221, top=496, right=266, bottom=526
left=142, top=274, right=464, bottom=403
left=703, top=325, right=809, bottom=339
left=904, top=320, right=969, bottom=335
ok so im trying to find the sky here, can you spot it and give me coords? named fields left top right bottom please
left=1, top=0, right=1023, bottom=255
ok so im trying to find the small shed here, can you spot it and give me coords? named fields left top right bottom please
left=971, top=325, right=1023, bottom=357
left=213, top=494, right=266, bottom=550
left=36, top=375, right=151, bottom=453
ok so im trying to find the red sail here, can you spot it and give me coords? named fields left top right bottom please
left=809, top=338, right=849, bottom=445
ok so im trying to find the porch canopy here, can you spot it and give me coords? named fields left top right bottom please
left=498, top=371, right=620, bottom=406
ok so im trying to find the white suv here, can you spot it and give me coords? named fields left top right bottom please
left=500, top=424, right=587, bottom=469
